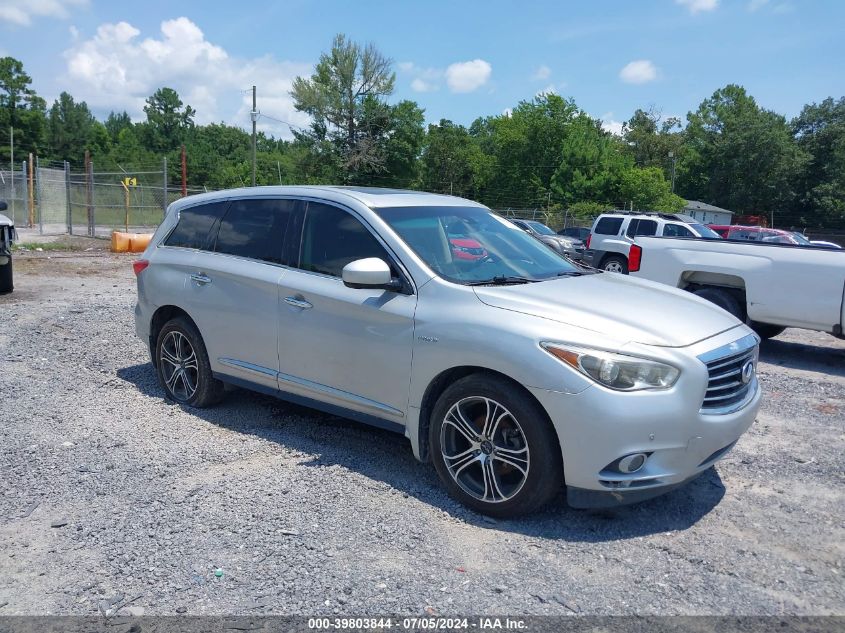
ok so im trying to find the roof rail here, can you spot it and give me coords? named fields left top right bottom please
left=604, top=210, right=685, bottom=220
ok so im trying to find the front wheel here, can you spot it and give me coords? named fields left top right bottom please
left=692, top=287, right=743, bottom=321
left=429, top=374, right=563, bottom=518
left=601, top=255, right=628, bottom=274
left=155, top=316, right=224, bottom=408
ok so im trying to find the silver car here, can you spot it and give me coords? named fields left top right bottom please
left=134, top=186, right=761, bottom=517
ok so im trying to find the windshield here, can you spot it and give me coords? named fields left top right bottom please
left=791, top=232, right=812, bottom=244
left=373, top=206, right=581, bottom=284
left=525, top=220, right=556, bottom=235
left=690, top=224, right=722, bottom=239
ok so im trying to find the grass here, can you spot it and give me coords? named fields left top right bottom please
left=13, top=241, right=86, bottom=252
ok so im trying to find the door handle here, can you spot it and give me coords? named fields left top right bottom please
left=191, top=273, right=212, bottom=286
left=284, top=296, right=313, bottom=310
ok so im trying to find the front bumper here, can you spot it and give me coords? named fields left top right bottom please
left=528, top=334, right=761, bottom=508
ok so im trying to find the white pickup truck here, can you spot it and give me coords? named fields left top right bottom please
left=627, top=236, right=845, bottom=340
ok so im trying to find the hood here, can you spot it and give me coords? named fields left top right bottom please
left=473, top=273, right=742, bottom=347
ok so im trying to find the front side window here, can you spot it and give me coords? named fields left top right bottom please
left=164, top=201, right=228, bottom=249
left=525, top=220, right=556, bottom=235
left=374, top=206, right=581, bottom=284
left=213, top=198, right=294, bottom=264
left=298, top=202, right=391, bottom=277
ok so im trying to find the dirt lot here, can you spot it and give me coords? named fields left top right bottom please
left=0, top=249, right=843, bottom=616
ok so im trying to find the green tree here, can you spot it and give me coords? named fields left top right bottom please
left=619, top=166, right=685, bottom=211
left=622, top=106, right=683, bottom=184
left=291, top=33, right=396, bottom=181
left=418, top=120, right=492, bottom=201
left=141, top=87, right=196, bottom=152
left=380, top=100, right=425, bottom=187
left=47, top=92, right=103, bottom=165
left=104, top=111, right=132, bottom=144
left=679, top=84, right=806, bottom=217
left=791, top=96, right=845, bottom=227
left=551, top=114, right=630, bottom=206
left=0, top=56, right=46, bottom=161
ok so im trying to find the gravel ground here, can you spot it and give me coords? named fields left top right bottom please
left=0, top=250, right=843, bottom=617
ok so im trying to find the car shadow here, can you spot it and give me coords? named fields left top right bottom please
left=759, top=338, right=845, bottom=378
left=117, top=363, right=726, bottom=542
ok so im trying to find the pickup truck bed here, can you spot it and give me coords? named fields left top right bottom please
left=629, top=236, right=845, bottom=339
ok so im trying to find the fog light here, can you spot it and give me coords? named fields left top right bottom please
left=618, top=453, right=647, bottom=474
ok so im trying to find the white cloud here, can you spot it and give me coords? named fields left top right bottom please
left=532, top=65, right=551, bottom=80
left=410, top=78, right=437, bottom=93
left=748, top=0, right=770, bottom=10
left=445, top=59, right=492, bottom=93
left=619, top=59, right=659, bottom=84
left=0, top=0, right=87, bottom=26
left=675, top=0, right=719, bottom=14
left=62, top=17, right=311, bottom=138
left=600, top=112, right=624, bottom=136
left=502, top=108, right=513, bottom=117
left=536, top=84, right=557, bottom=97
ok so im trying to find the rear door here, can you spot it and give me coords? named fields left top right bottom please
left=276, top=200, right=416, bottom=423
left=186, top=197, right=296, bottom=389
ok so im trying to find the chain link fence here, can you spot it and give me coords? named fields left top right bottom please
left=0, top=159, right=210, bottom=238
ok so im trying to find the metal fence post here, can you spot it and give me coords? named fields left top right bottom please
left=35, top=156, right=43, bottom=235
left=87, top=159, right=95, bottom=237
left=162, top=157, right=168, bottom=217
left=21, top=159, right=27, bottom=228
left=64, top=161, right=72, bottom=235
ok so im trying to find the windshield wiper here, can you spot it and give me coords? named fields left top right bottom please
left=555, top=271, right=585, bottom=277
left=465, top=275, right=537, bottom=286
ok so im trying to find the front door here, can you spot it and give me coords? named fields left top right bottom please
left=276, top=200, right=416, bottom=424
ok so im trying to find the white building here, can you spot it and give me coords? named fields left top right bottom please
left=683, top=200, right=734, bottom=225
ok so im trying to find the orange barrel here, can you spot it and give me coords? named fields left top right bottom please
left=110, top=231, right=131, bottom=253
left=128, top=233, right=153, bottom=253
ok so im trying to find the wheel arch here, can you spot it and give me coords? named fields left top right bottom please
left=681, top=273, right=748, bottom=320
left=148, top=305, right=200, bottom=366
left=416, top=366, right=563, bottom=465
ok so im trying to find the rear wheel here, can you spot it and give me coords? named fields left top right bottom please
left=750, top=322, right=786, bottom=340
left=155, top=316, right=224, bottom=408
left=429, top=374, right=563, bottom=518
left=692, top=287, right=743, bottom=321
left=601, top=255, right=628, bottom=274
left=0, top=256, right=12, bottom=294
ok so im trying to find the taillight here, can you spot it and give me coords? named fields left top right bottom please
left=133, top=259, right=150, bottom=276
left=585, top=233, right=592, bottom=249
left=628, top=245, right=642, bottom=272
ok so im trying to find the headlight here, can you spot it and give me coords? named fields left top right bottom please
left=557, top=239, right=574, bottom=248
left=541, top=343, right=680, bottom=391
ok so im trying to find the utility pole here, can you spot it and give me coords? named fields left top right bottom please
left=251, top=85, right=257, bottom=187
left=9, top=126, right=14, bottom=220
left=180, top=144, right=187, bottom=197
left=669, top=151, right=676, bottom=193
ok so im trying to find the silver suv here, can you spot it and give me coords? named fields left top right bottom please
left=134, top=187, right=761, bottom=517
left=585, top=212, right=721, bottom=273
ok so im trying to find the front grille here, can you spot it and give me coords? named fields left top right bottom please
left=700, top=338, right=759, bottom=414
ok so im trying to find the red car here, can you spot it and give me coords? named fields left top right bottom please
left=449, top=237, right=488, bottom=261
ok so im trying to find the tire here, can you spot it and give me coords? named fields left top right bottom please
left=429, top=374, right=563, bottom=518
left=155, top=316, right=224, bottom=408
left=750, top=322, right=786, bottom=340
left=692, top=287, right=743, bottom=321
left=0, top=256, right=12, bottom=294
left=601, top=255, right=628, bottom=274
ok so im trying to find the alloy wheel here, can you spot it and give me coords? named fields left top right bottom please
left=439, top=396, right=530, bottom=503
left=159, top=331, right=199, bottom=402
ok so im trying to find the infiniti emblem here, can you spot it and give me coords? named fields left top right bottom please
left=740, top=360, right=755, bottom=385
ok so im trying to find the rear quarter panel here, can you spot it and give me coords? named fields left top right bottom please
left=632, top=237, right=845, bottom=332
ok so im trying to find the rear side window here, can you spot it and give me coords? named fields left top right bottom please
left=213, top=198, right=294, bottom=264
left=298, top=202, right=390, bottom=278
left=626, top=219, right=658, bottom=237
left=594, top=217, right=623, bottom=235
left=663, top=223, right=694, bottom=237
left=164, top=201, right=228, bottom=249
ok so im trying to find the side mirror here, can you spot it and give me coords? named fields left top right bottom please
left=342, top=258, right=401, bottom=291
left=0, top=200, right=7, bottom=212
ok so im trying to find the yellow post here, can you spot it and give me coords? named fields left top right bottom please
left=122, top=179, right=130, bottom=233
